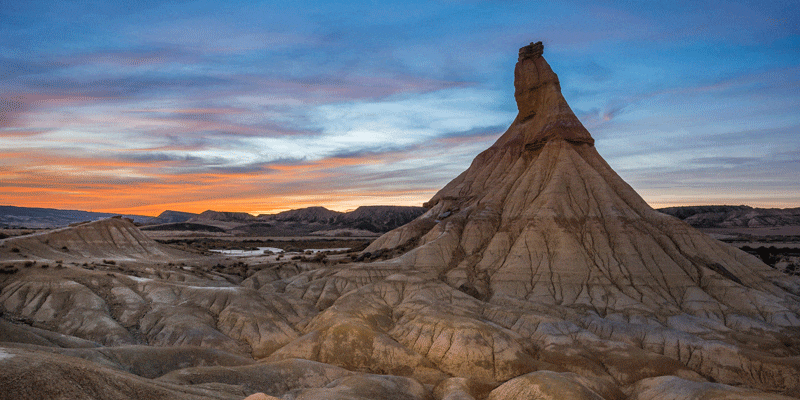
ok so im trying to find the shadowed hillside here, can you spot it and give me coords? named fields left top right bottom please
left=659, top=205, right=800, bottom=228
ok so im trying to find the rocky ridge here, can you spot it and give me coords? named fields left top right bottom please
left=166, top=206, right=427, bottom=236
left=0, top=205, right=149, bottom=228
left=146, top=210, right=199, bottom=225
left=658, top=205, right=800, bottom=228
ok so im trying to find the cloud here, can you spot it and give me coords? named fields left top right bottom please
left=689, top=156, right=761, bottom=166
left=0, top=57, right=68, bottom=81
left=24, top=73, right=237, bottom=99
left=438, top=124, right=507, bottom=139
left=0, top=95, right=26, bottom=126
left=134, top=18, right=317, bottom=54
left=0, top=128, right=52, bottom=138
left=0, top=105, right=503, bottom=215
left=119, top=152, right=213, bottom=164
left=575, top=105, right=627, bottom=127
left=2, top=0, right=799, bottom=215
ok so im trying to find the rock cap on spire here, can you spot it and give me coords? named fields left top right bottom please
left=518, top=41, right=544, bottom=62
left=512, top=40, right=594, bottom=146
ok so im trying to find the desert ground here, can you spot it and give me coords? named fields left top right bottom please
left=1, top=43, right=799, bottom=400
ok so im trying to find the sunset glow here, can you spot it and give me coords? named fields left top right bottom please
left=2, top=0, right=798, bottom=216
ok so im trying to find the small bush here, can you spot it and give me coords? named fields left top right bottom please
left=0, top=265, right=18, bottom=274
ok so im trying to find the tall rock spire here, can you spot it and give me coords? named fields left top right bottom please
left=514, top=41, right=548, bottom=122
left=368, top=40, right=797, bottom=304
left=363, top=42, right=800, bottom=389
left=511, top=41, right=594, bottom=147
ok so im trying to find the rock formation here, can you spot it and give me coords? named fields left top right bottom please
left=145, top=210, right=199, bottom=225
left=142, top=206, right=427, bottom=236
left=262, top=206, right=342, bottom=223
left=0, top=205, right=149, bottom=228
left=0, top=217, right=195, bottom=262
left=189, top=210, right=259, bottom=224
left=658, top=205, right=800, bottom=228
left=362, top=40, right=800, bottom=393
left=332, top=206, right=428, bottom=233
left=1, top=42, right=799, bottom=400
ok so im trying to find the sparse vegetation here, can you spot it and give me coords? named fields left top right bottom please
left=741, top=246, right=799, bottom=266
left=0, top=264, right=18, bottom=274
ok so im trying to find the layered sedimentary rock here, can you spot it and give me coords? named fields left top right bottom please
left=362, top=41, right=800, bottom=393
left=0, top=217, right=195, bottom=262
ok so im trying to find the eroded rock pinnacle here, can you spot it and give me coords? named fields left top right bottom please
left=518, top=41, right=544, bottom=61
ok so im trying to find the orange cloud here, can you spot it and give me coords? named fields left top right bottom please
left=0, top=148, right=439, bottom=216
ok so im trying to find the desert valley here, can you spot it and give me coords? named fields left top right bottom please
left=1, top=43, right=799, bottom=400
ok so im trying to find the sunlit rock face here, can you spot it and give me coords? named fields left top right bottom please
left=365, top=40, right=800, bottom=394
left=0, top=217, right=196, bottom=262
left=1, top=42, right=799, bottom=400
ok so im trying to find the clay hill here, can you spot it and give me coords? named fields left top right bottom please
left=0, top=205, right=150, bottom=229
left=1, top=42, right=799, bottom=400
left=0, top=217, right=196, bottom=262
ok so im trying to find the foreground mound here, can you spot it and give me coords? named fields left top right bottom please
left=0, top=217, right=197, bottom=263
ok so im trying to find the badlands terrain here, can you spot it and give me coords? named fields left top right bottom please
left=1, top=42, right=799, bottom=400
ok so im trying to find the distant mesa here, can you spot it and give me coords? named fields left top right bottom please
left=263, top=206, right=342, bottom=223
left=139, top=222, right=226, bottom=233
left=149, top=205, right=429, bottom=236
left=189, top=210, right=258, bottom=223
left=659, top=205, right=800, bottom=228
left=332, top=206, right=428, bottom=233
left=0, top=205, right=150, bottom=229
left=144, top=210, right=198, bottom=225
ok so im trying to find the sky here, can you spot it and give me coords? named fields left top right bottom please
left=1, top=0, right=798, bottom=216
